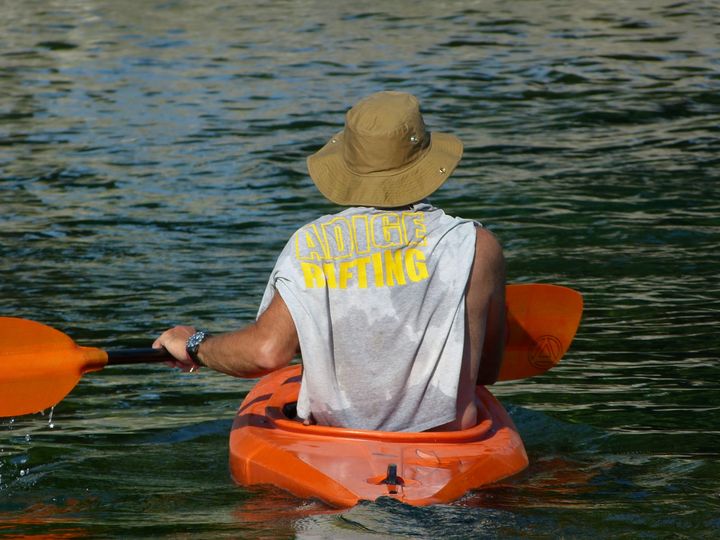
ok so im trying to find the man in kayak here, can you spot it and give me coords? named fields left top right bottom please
left=154, top=91, right=505, bottom=432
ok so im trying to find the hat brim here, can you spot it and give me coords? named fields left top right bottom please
left=307, top=131, right=463, bottom=208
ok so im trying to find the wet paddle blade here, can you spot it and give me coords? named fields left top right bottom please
left=499, top=284, right=584, bottom=381
left=0, top=317, right=108, bottom=417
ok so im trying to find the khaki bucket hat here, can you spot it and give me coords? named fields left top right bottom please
left=307, top=91, right=463, bottom=208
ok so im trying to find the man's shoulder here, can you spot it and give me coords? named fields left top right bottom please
left=473, top=226, right=504, bottom=268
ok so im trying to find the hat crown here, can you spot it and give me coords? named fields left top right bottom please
left=305, top=91, right=463, bottom=208
left=343, top=92, right=429, bottom=175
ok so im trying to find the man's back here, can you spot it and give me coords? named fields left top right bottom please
left=257, top=203, right=495, bottom=432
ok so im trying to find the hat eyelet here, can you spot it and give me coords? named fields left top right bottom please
left=331, top=138, right=338, bottom=144
left=410, top=135, right=419, bottom=143
left=439, top=167, right=447, bottom=174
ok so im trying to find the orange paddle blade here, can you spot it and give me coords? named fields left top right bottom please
left=0, top=317, right=108, bottom=417
left=499, top=284, right=583, bottom=381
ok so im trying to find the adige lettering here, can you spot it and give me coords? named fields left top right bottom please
left=295, top=212, right=430, bottom=289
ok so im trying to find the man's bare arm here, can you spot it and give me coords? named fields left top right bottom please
left=469, top=227, right=506, bottom=385
left=153, top=293, right=299, bottom=377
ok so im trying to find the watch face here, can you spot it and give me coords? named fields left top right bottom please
left=189, top=332, right=203, bottom=347
left=187, top=331, right=208, bottom=364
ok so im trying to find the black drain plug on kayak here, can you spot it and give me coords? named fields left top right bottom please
left=379, top=463, right=404, bottom=494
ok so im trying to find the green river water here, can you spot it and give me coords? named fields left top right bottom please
left=1, top=1, right=718, bottom=538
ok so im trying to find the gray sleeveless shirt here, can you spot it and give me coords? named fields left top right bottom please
left=258, top=203, right=477, bottom=432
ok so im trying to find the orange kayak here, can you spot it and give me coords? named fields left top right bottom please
left=228, top=284, right=583, bottom=507
left=229, top=364, right=528, bottom=507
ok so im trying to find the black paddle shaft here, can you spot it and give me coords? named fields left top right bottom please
left=106, top=348, right=174, bottom=365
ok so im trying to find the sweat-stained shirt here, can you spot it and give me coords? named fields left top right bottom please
left=257, top=202, right=478, bottom=432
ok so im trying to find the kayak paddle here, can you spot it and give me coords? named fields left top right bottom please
left=0, top=283, right=582, bottom=418
left=0, top=318, right=171, bottom=417
left=499, top=283, right=583, bottom=381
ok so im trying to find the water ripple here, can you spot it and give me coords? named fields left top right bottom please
left=1, top=0, right=719, bottom=537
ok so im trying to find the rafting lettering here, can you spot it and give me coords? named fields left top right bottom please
left=300, top=248, right=429, bottom=289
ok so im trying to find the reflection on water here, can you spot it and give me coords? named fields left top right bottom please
left=1, top=0, right=719, bottom=537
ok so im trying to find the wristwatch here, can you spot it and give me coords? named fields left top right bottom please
left=186, top=330, right=210, bottom=366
